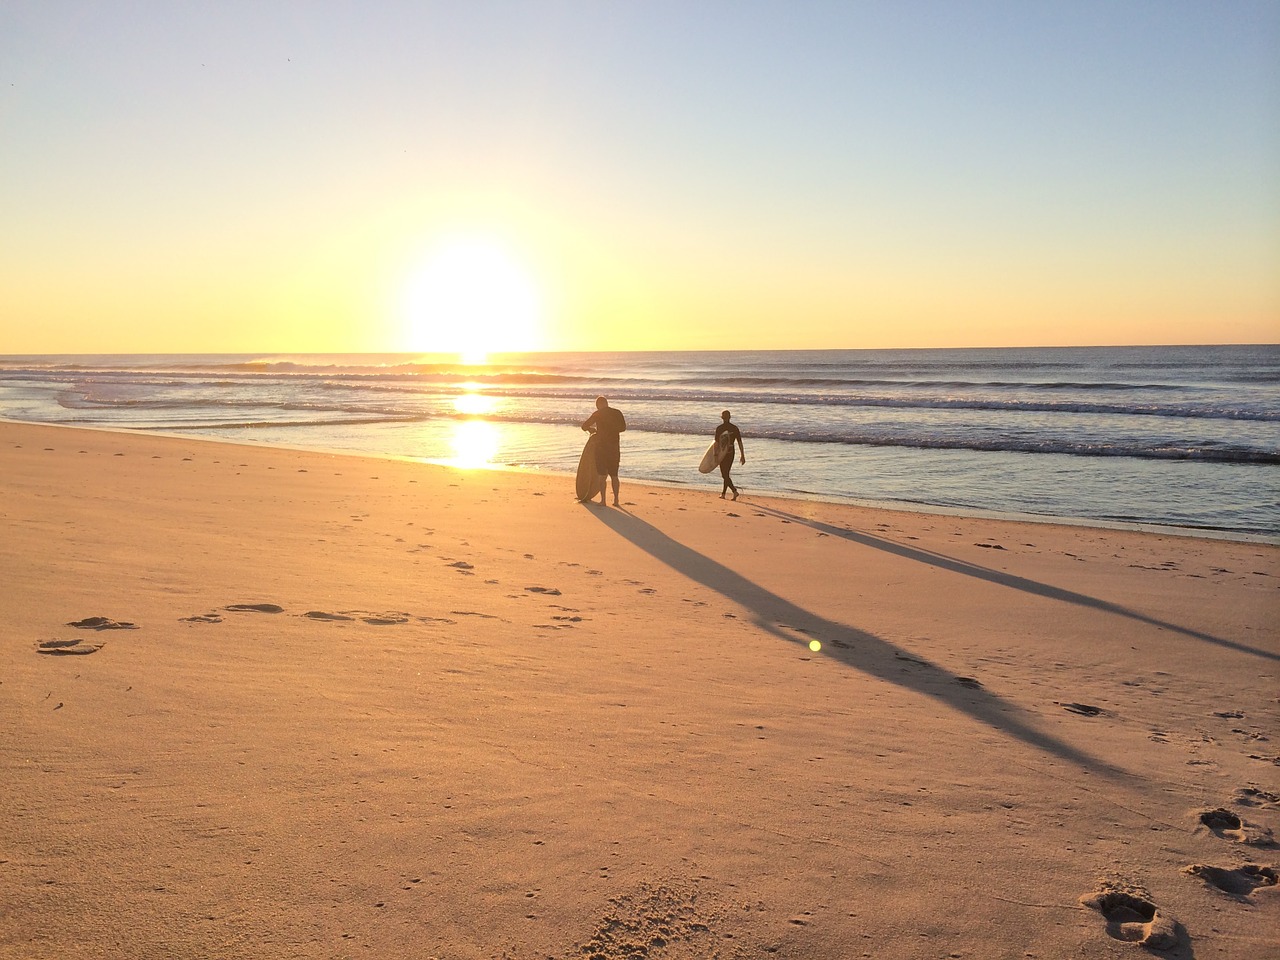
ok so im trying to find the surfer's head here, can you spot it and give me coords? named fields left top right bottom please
left=595, top=396, right=608, bottom=410
left=721, top=409, right=731, bottom=422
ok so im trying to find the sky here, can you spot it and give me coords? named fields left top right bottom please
left=1, top=0, right=1277, bottom=355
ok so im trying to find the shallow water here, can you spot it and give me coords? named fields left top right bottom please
left=1, top=345, right=1276, bottom=539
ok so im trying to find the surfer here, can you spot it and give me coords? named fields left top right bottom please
left=581, top=396, right=627, bottom=506
left=714, top=410, right=745, bottom=500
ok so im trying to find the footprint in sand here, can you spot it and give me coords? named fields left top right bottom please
left=1198, top=808, right=1276, bottom=847
left=360, top=613, right=411, bottom=625
left=1182, top=863, right=1277, bottom=899
left=1060, top=702, right=1105, bottom=717
left=36, top=639, right=104, bottom=656
left=66, top=617, right=137, bottom=630
left=225, top=603, right=284, bottom=614
left=1235, top=787, right=1280, bottom=808
left=577, top=881, right=723, bottom=958
left=1080, top=881, right=1180, bottom=950
left=180, top=613, right=223, bottom=623
left=525, top=586, right=562, bottom=596
left=326, top=610, right=412, bottom=625
left=894, top=652, right=930, bottom=667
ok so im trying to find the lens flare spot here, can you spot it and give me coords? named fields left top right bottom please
left=808, top=639, right=822, bottom=652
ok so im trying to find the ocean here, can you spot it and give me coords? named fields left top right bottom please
left=1, top=346, right=1277, bottom=540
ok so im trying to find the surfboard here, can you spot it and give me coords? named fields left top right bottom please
left=576, top=434, right=603, bottom=501
left=698, top=435, right=731, bottom=474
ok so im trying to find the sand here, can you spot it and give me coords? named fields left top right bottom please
left=1, top=419, right=1276, bottom=959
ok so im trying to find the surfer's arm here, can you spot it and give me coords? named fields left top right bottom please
left=581, top=412, right=598, bottom=432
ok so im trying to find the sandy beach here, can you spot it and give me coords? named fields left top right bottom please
left=2, top=419, right=1276, bottom=959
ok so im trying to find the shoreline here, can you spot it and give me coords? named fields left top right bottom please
left=3, top=418, right=1277, bottom=958
left=6, top=416, right=1273, bottom=545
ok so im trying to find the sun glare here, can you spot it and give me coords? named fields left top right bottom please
left=452, top=387, right=498, bottom=416
left=402, top=236, right=542, bottom=363
left=447, top=420, right=500, bottom=469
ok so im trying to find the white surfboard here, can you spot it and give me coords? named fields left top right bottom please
left=576, top=434, right=603, bottom=501
left=698, top=436, right=731, bottom=474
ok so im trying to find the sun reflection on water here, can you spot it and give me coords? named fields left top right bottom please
left=447, top=419, right=499, bottom=468
left=452, top=388, right=498, bottom=416
left=444, top=384, right=501, bottom=468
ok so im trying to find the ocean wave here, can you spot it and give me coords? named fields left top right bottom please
left=519, top=389, right=1279, bottom=422
left=13, top=366, right=606, bottom=385
left=123, top=407, right=1279, bottom=465
left=153, top=376, right=1280, bottom=423
left=8, top=356, right=1280, bottom=405
left=617, top=422, right=1280, bottom=463
left=48, top=377, right=1280, bottom=424
left=135, top=415, right=425, bottom=431
left=689, top=376, right=1192, bottom=391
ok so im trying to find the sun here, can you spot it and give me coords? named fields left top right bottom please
left=401, top=235, right=543, bottom=363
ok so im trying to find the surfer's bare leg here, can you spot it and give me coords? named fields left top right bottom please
left=610, top=472, right=620, bottom=506
left=719, top=459, right=737, bottom=499
left=596, top=474, right=607, bottom=504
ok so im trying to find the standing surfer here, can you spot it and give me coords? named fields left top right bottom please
left=715, top=410, right=745, bottom=500
left=581, top=396, right=627, bottom=506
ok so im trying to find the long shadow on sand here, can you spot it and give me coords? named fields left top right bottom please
left=753, top=504, right=1278, bottom=663
left=588, top=505, right=1129, bottom=780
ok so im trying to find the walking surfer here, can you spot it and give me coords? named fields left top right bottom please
left=581, top=396, right=626, bottom=506
left=715, top=409, right=745, bottom=500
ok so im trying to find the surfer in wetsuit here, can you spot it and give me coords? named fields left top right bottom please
left=715, top=409, right=745, bottom=500
left=581, top=396, right=626, bottom=506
